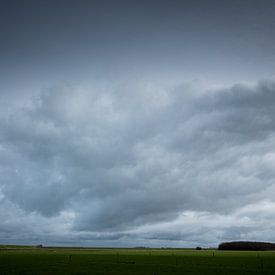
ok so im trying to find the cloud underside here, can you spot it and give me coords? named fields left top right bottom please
left=1, top=80, right=275, bottom=246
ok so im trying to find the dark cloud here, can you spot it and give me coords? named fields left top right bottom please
left=1, top=80, right=275, bottom=246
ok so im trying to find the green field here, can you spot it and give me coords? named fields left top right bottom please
left=1, top=246, right=275, bottom=274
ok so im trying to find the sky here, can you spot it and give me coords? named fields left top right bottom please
left=1, top=0, right=275, bottom=247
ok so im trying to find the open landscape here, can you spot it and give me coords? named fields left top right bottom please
left=1, top=246, right=275, bottom=274
left=2, top=1, right=275, bottom=274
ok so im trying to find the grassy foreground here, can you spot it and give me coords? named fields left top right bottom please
left=1, top=246, right=275, bottom=274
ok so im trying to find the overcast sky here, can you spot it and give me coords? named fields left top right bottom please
left=1, top=0, right=275, bottom=247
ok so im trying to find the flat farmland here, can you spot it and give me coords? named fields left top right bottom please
left=0, top=247, right=275, bottom=274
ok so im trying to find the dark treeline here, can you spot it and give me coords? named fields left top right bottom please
left=218, top=241, right=275, bottom=251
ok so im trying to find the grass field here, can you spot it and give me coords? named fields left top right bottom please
left=1, top=246, right=275, bottom=274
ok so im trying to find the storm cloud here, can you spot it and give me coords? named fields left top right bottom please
left=1, top=79, right=275, bottom=247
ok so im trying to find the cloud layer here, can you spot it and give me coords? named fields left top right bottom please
left=1, top=80, right=275, bottom=247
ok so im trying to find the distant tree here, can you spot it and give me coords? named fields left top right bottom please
left=218, top=241, right=275, bottom=251
left=196, top=246, right=202, bottom=250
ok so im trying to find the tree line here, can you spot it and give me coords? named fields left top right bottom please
left=218, top=241, right=275, bottom=251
